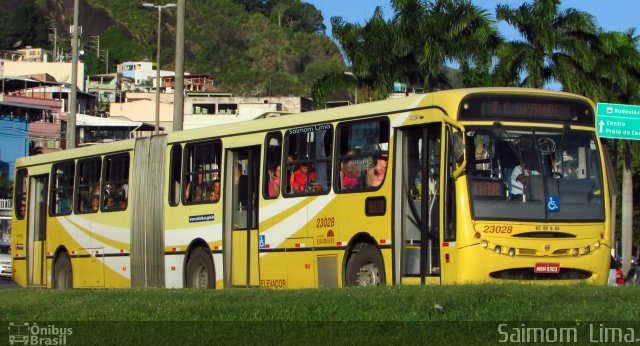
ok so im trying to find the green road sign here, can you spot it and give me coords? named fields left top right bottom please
left=596, top=103, right=640, bottom=140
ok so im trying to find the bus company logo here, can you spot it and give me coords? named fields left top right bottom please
left=8, top=322, right=72, bottom=345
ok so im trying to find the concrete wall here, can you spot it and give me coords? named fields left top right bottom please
left=3, top=61, right=85, bottom=88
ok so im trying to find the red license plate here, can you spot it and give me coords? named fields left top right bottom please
left=534, top=263, right=560, bottom=274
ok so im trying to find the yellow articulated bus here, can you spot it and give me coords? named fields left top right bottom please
left=11, top=87, right=613, bottom=289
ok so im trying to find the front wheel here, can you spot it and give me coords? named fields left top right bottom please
left=53, top=254, right=73, bottom=289
left=346, top=243, right=386, bottom=287
left=186, top=248, right=215, bottom=288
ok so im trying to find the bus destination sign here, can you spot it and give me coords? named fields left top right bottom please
left=596, top=103, right=640, bottom=140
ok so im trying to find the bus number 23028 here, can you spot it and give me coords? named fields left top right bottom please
left=316, top=217, right=335, bottom=228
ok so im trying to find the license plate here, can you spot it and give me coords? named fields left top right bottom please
left=534, top=263, right=560, bottom=274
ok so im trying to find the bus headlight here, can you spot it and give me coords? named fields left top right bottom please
left=481, top=240, right=488, bottom=249
left=573, top=249, right=579, bottom=257
left=494, top=246, right=502, bottom=254
left=584, top=246, right=590, bottom=255
left=508, top=248, right=515, bottom=257
left=594, top=241, right=601, bottom=249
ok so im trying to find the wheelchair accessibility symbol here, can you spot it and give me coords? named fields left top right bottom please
left=259, top=235, right=266, bottom=249
left=547, top=196, right=559, bottom=212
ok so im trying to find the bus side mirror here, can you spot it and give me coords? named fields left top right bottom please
left=453, top=132, right=464, bottom=164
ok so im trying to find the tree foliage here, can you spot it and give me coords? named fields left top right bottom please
left=0, top=5, right=51, bottom=50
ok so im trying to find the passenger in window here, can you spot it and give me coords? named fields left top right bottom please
left=117, top=198, right=127, bottom=210
left=185, top=171, right=205, bottom=202
left=18, top=204, right=26, bottom=218
left=290, top=163, right=309, bottom=193
left=209, top=179, right=221, bottom=202
left=104, top=195, right=116, bottom=210
left=269, top=164, right=281, bottom=198
left=90, top=195, right=100, bottom=212
left=367, top=152, right=388, bottom=187
left=341, top=150, right=360, bottom=189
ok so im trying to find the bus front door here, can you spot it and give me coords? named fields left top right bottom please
left=27, top=175, right=48, bottom=287
left=395, top=125, right=442, bottom=284
left=224, top=147, right=260, bottom=288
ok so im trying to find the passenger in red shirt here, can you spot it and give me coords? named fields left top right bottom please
left=290, top=164, right=309, bottom=193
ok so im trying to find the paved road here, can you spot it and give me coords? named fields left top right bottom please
left=0, top=277, right=20, bottom=289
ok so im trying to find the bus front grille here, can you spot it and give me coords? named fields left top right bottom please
left=489, top=268, right=592, bottom=281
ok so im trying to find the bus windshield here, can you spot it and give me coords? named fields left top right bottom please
left=466, top=125, right=605, bottom=222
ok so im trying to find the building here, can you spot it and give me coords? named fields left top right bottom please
left=117, top=61, right=175, bottom=90
left=86, top=73, right=134, bottom=104
left=109, top=93, right=313, bottom=132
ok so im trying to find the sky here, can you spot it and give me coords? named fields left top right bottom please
left=305, top=0, right=640, bottom=40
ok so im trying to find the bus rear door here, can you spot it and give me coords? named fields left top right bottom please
left=27, top=175, right=48, bottom=287
left=224, top=147, right=261, bottom=287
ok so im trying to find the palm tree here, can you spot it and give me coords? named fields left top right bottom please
left=574, top=29, right=640, bottom=104
left=392, top=0, right=501, bottom=90
left=493, top=0, right=598, bottom=88
left=312, top=0, right=500, bottom=107
left=312, top=7, right=396, bottom=108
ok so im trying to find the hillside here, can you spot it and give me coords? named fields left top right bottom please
left=0, top=0, right=346, bottom=97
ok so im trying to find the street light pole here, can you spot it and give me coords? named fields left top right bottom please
left=344, top=72, right=357, bottom=104
left=140, top=3, right=177, bottom=135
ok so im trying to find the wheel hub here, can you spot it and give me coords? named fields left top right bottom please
left=356, top=263, right=380, bottom=286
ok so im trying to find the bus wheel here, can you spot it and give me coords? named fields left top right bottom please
left=346, top=243, right=386, bottom=287
left=186, top=248, right=214, bottom=289
left=53, top=254, right=73, bottom=289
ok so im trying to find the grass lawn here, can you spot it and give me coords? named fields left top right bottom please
left=1, top=285, right=638, bottom=344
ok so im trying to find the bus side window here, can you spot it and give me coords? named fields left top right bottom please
left=169, top=144, right=182, bottom=206
left=183, top=140, right=222, bottom=204
left=14, top=169, right=27, bottom=219
left=284, top=125, right=333, bottom=195
left=75, top=157, right=101, bottom=213
left=264, top=132, right=282, bottom=199
left=335, top=117, right=389, bottom=192
left=102, top=153, right=130, bottom=212
left=51, top=161, right=74, bottom=216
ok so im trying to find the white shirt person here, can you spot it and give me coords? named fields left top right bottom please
left=510, top=160, right=539, bottom=199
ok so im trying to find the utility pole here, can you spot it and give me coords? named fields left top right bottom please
left=69, top=0, right=80, bottom=149
left=173, top=0, right=185, bottom=132
left=49, top=24, right=57, bottom=61
left=103, top=50, right=109, bottom=73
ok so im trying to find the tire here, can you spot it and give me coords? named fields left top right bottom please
left=53, top=254, right=73, bottom=289
left=346, top=243, right=386, bottom=287
left=186, top=247, right=215, bottom=289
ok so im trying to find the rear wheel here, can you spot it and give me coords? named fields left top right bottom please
left=53, top=254, right=72, bottom=289
left=346, top=243, right=386, bottom=287
left=186, top=248, right=215, bottom=288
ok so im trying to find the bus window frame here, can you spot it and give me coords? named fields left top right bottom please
left=334, top=117, right=390, bottom=194
left=74, top=157, right=102, bottom=215
left=283, top=123, right=334, bottom=197
left=168, top=144, right=183, bottom=207
left=263, top=131, right=283, bottom=200
left=100, top=152, right=130, bottom=213
left=49, top=160, right=75, bottom=217
left=14, top=168, right=28, bottom=220
left=182, top=139, right=222, bottom=205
